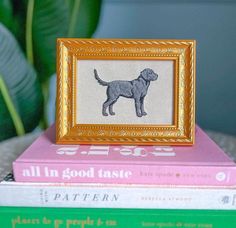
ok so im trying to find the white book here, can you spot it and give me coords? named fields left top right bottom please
left=0, top=174, right=236, bottom=209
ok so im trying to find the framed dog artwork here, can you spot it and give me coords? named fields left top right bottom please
left=56, top=39, right=196, bottom=145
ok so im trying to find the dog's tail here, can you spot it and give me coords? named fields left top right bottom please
left=94, top=69, right=108, bottom=86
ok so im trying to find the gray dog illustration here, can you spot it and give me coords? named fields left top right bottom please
left=94, top=68, right=158, bottom=117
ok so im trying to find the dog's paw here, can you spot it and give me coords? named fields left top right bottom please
left=110, top=112, right=115, bottom=115
left=142, top=112, right=147, bottom=116
left=103, top=112, right=109, bottom=116
left=136, top=113, right=142, bottom=117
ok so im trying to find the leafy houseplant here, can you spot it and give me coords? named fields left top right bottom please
left=0, top=0, right=102, bottom=141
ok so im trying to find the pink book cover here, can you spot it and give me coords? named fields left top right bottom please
left=13, top=125, right=236, bottom=186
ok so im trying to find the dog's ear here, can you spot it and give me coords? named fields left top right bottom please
left=140, top=69, right=149, bottom=81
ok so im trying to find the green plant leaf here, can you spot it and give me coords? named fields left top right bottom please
left=68, top=0, right=102, bottom=38
left=10, top=0, right=27, bottom=50
left=0, top=0, right=13, bottom=28
left=29, top=0, right=102, bottom=82
left=0, top=23, right=43, bottom=141
left=0, top=0, right=26, bottom=50
left=30, top=0, right=70, bottom=82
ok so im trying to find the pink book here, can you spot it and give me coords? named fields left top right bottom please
left=13, top=125, right=236, bottom=186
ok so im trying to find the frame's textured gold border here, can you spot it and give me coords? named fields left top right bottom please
left=56, top=39, right=196, bottom=145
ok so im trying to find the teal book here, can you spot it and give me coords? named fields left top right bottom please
left=0, top=207, right=236, bottom=228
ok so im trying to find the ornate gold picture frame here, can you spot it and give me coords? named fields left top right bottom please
left=56, top=39, right=195, bottom=145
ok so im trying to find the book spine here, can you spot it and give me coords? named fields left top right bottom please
left=1, top=207, right=236, bottom=228
left=13, top=162, right=236, bottom=186
left=1, top=184, right=236, bottom=209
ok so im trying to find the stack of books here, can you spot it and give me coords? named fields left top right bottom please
left=0, top=125, right=236, bottom=227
